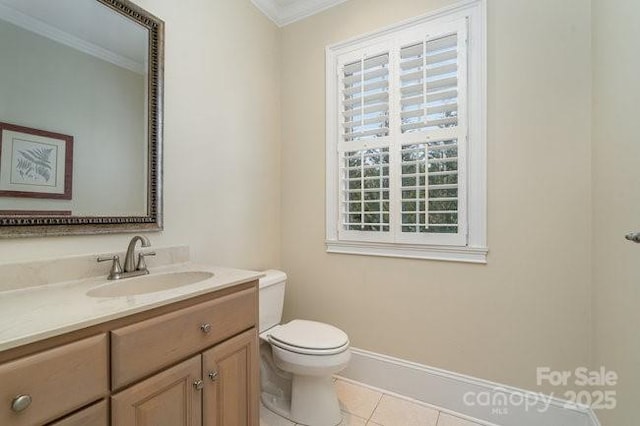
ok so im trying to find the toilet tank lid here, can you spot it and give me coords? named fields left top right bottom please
left=259, top=269, right=287, bottom=288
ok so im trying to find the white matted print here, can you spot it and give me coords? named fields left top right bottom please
left=0, top=122, right=73, bottom=199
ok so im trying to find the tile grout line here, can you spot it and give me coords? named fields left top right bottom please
left=336, top=376, right=489, bottom=426
left=267, top=379, right=479, bottom=426
left=365, top=391, right=384, bottom=425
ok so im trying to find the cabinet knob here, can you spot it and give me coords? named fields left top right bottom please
left=11, top=394, right=32, bottom=412
left=193, top=380, right=204, bottom=391
left=625, top=232, right=640, bottom=243
left=208, top=370, right=219, bottom=382
left=200, top=323, right=212, bottom=334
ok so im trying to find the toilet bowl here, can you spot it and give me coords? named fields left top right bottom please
left=259, top=271, right=351, bottom=426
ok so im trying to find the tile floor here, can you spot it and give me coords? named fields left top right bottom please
left=260, top=377, right=486, bottom=426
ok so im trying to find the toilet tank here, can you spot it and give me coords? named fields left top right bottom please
left=258, top=270, right=287, bottom=333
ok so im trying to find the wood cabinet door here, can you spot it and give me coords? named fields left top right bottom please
left=111, top=355, right=202, bottom=426
left=202, top=329, right=259, bottom=426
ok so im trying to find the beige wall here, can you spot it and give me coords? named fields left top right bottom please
left=592, top=0, right=640, bottom=424
left=5, top=2, right=637, bottom=421
left=280, top=0, right=592, bottom=391
left=0, top=0, right=282, bottom=271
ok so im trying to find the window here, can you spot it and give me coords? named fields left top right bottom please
left=326, top=0, right=487, bottom=263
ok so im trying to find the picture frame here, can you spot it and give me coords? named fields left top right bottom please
left=0, top=122, right=73, bottom=200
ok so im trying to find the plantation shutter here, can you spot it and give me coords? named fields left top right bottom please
left=342, top=53, right=390, bottom=142
left=326, top=2, right=488, bottom=261
left=341, top=148, right=390, bottom=233
left=334, top=18, right=468, bottom=246
left=400, top=34, right=459, bottom=133
left=397, top=22, right=467, bottom=244
left=338, top=50, right=391, bottom=238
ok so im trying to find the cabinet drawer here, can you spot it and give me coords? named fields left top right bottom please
left=112, top=287, right=256, bottom=389
left=49, top=399, right=108, bottom=426
left=0, top=334, right=108, bottom=426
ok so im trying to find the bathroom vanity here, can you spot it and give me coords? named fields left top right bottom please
left=0, top=248, right=261, bottom=426
left=0, top=0, right=258, bottom=422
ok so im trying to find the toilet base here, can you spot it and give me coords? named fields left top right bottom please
left=261, top=376, right=342, bottom=426
left=261, top=390, right=292, bottom=419
left=290, top=375, right=342, bottom=426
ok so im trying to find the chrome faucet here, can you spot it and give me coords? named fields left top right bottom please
left=98, top=235, right=156, bottom=280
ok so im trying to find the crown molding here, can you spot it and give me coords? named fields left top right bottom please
left=251, top=0, right=348, bottom=27
left=0, top=3, right=145, bottom=74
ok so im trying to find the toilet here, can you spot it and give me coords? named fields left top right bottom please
left=259, top=270, right=351, bottom=426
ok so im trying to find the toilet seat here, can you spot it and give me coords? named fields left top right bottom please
left=267, top=320, right=350, bottom=356
left=270, top=338, right=350, bottom=356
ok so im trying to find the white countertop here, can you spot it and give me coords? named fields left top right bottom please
left=0, top=262, right=263, bottom=352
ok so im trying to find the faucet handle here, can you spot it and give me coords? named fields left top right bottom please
left=136, top=251, right=156, bottom=272
left=97, top=255, right=123, bottom=280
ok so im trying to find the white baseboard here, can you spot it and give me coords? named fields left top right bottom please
left=338, top=348, right=601, bottom=426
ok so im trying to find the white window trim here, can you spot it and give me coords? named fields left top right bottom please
left=325, top=0, right=487, bottom=263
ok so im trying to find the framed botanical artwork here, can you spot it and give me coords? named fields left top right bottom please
left=0, top=122, right=73, bottom=199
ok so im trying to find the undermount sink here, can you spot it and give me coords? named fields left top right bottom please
left=87, top=271, right=214, bottom=297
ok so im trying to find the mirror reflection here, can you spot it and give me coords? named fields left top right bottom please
left=0, top=0, right=149, bottom=216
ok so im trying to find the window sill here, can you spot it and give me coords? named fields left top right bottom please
left=326, top=240, right=488, bottom=263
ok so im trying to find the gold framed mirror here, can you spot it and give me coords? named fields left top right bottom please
left=0, top=0, right=163, bottom=237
